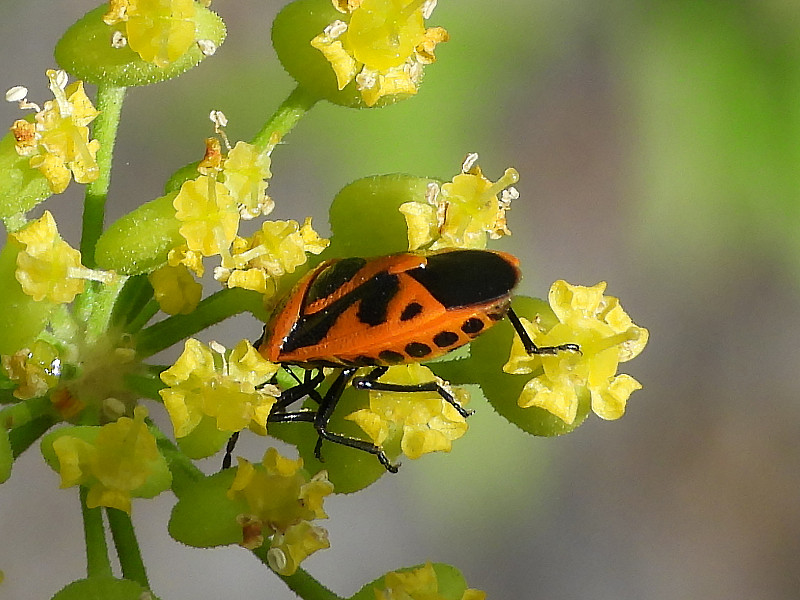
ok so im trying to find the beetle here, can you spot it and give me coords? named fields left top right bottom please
left=227, top=249, right=578, bottom=472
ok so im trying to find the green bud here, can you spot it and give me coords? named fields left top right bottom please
left=272, top=0, right=410, bottom=108
left=327, top=174, right=435, bottom=258
left=95, top=191, right=183, bottom=275
left=0, top=125, right=51, bottom=225
left=51, top=576, right=158, bottom=600
left=55, top=4, right=226, bottom=87
left=0, top=240, right=55, bottom=356
left=168, top=469, right=244, bottom=547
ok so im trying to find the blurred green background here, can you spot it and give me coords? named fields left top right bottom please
left=2, top=1, right=800, bottom=598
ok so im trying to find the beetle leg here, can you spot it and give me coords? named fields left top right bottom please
left=352, top=367, right=474, bottom=419
left=313, top=368, right=399, bottom=473
left=506, top=307, right=581, bottom=355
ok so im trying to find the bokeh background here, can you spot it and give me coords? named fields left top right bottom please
left=2, top=1, right=800, bottom=598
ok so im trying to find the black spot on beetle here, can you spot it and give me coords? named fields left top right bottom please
left=400, top=302, right=423, bottom=321
left=461, top=318, right=484, bottom=335
left=433, top=331, right=459, bottom=347
left=405, top=342, right=432, bottom=358
left=379, top=350, right=405, bottom=364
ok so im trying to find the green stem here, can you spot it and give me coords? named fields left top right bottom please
left=124, top=365, right=167, bottom=401
left=0, top=395, right=53, bottom=431
left=81, top=486, right=113, bottom=578
left=252, top=549, right=342, bottom=600
left=9, top=416, right=55, bottom=458
left=110, top=274, right=155, bottom=331
left=107, top=507, right=150, bottom=589
left=135, top=287, right=266, bottom=358
left=148, top=422, right=204, bottom=497
left=82, top=85, right=126, bottom=268
left=251, top=84, right=321, bottom=155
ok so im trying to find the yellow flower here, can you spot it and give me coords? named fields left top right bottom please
left=148, top=263, right=203, bottom=315
left=167, top=244, right=205, bottom=277
left=222, top=141, right=274, bottom=220
left=51, top=406, right=170, bottom=514
left=173, top=175, right=240, bottom=257
left=1, top=341, right=61, bottom=400
left=311, top=0, right=448, bottom=106
left=227, top=447, right=334, bottom=575
left=345, top=364, right=469, bottom=460
left=400, top=153, right=518, bottom=251
left=159, top=339, right=280, bottom=438
left=504, top=281, right=649, bottom=425
left=104, top=0, right=197, bottom=68
left=217, top=218, right=329, bottom=296
left=11, top=211, right=114, bottom=303
left=375, top=562, right=487, bottom=600
left=9, top=71, right=100, bottom=193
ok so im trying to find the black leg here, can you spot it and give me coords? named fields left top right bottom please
left=312, top=368, right=399, bottom=472
left=506, top=307, right=580, bottom=355
left=222, top=430, right=240, bottom=469
left=352, top=366, right=473, bottom=419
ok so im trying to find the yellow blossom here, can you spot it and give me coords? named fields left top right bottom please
left=51, top=406, right=170, bottom=513
left=227, top=448, right=334, bottom=575
left=375, top=562, right=487, bottom=600
left=311, top=0, right=449, bottom=106
left=504, top=281, right=649, bottom=425
left=1, top=341, right=61, bottom=400
left=104, top=0, right=198, bottom=68
left=11, top=211, right=113, bottom=303
left=222, top=141, right=274, bottom=219
left=149, top=263, right=202, bottom=315
left=400, top=154, right=518, bottom=251
left=217, top=218, right=329, bottom=296
left=167, top=244, right=205, bottom=277
left=159, top=339, right=280, bottom=438
left=9, top=71, right=100, bottom=193
left=173, top=175, right=240, bottom=257
left=345, top=364, right=469, bottom=460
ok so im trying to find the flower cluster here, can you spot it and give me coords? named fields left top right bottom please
left=103, top=0, right=201, bottom=67
left=504, top=280, right=649, bottom=425
left=312, top=0, right=449, bottom=106
left=346, top=364, right=470, bottom=460
left=47, top=406, right=171, bottom=514
left=149, top=125, right=329, bottom=313
left=159, top=339, right=280, bottom=455
left=400, top=153, right=517, bottom=251
left=11, top=211, right=113, bottom=303
left=7, top=70, right=99, bottom=193
left=373, top=562, right=486, bottom=600
left=227, top=448, right=334, bottom=575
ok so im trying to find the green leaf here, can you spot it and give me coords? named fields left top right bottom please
left=55, top=4, right=226, bottom=87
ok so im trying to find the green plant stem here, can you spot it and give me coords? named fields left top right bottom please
left=107, top=507, right=150, bottom=589
left=82, top=84, right=126, bottom=268
left=135, top=287, right=266, bottom=358
left=124, top=365, right=167, bottom=401
left=0, top=395, right=52, bottom=430
left=251, top=84, right=321, bottom=154
left=81, top=486, right=113, bottom=579
left=251, top=548, right=342, bottom=600
left=148, top=422, right=204, bottom=497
